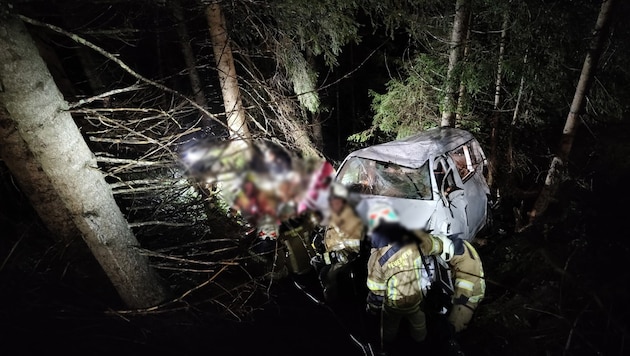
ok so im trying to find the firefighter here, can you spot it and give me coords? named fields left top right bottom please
left=311, top=182, right=364, bottom=302
left=365, top=201, right=442, bottom=352
left=434, top=234, right=486, bottom=333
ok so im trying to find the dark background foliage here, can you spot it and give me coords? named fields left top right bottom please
left=1, top=0, right=629, bottom=355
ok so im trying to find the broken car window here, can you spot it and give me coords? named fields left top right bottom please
left=448, top=140, right=487, bottom=183
left=337, top=157, right=432, bottom=200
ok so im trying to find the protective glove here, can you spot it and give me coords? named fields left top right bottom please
left=415, top=229, right=440, bottom=255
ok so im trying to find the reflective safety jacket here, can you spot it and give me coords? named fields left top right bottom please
left=324, top=204, right=364, bottom=253
left=449, top=240, right=485, bottom=307
left=366, top=230, right=442, bottom=309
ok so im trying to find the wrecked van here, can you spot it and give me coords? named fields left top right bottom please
left=336, top=127, right=491, bottom=241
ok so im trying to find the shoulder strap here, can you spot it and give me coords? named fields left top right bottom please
left=378, top=244, right=402, bottom=267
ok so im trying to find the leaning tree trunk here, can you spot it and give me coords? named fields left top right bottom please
left=440, top=0, right=471, bottom=128
left=0, top=15, right=169, bottom=309
left=0, top=106, right=82, bottom=246
left=205, top=2, right=251, bottom=142
left=528, top=0, right=617, bottom=225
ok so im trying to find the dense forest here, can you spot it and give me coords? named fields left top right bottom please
left=1, top=0, right=629, bottom=355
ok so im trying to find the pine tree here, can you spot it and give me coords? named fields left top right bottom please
left=0, top=14, right=170, bottom=309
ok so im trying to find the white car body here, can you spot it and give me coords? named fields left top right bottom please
left=336, top=127, right=491, bottom=241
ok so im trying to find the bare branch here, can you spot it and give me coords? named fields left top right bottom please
left=89, top=137, right=159, bottom=145
left=128, top=220, right=196, bottom=228
left=18, top=15, right=233, bottom=135
left=96, top=157, right=172, bottom=166
left=69, top=84, right=144, bottom=108
left=138, top=250, right=239, bottom=266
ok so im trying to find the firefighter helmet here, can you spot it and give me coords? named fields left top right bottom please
left=329, top=182, right=349, bottom=200
left=367, top=201, right=400, bottom=232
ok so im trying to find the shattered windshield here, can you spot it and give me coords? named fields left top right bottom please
left=337, top=157, right=432, bottom=200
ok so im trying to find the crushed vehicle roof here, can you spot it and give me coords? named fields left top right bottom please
left=345, top=127, right=478, bottom=168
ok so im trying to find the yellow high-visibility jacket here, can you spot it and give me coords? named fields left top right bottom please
left=324, top=205, right=364, bottom=253
left=449, top=240, right=485, bottom=306
left=366, top=230, right=441, bottom=309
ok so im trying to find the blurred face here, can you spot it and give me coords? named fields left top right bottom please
left=329, top=196, right=345, bottom=214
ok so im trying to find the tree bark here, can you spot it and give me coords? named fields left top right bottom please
left=0, top=16, right=169, bottom=308
left=440, top=0, right=471, bottom=128
left=488, top=11, right=509, bottom=190
left=205, top=2, right=251, bottom=142
left=0, top=105, right=82, bottom=245
left=528, top=0, right=617, bottom=225
left=306, top=48, right=324, bottom=151
left=311, top=112, right=324, bottom=151
left=455, top=18, right=471, bottom=122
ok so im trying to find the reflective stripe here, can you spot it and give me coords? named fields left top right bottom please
left=323, top=252, right=331, bottom=265
left=367, top=278, right=387, bottom=291
left=455, top=278, right=474, bottom=291
left=343, top=239, right=361, bottom=248
left=464, top=240, right=487, bottom=298
left=478, top=265, right=486, bottom=297
left=387, top=275, right=399, bottom=302
left=414, top=256, right=423, bottom=285
left=379, top=244, right=402, bottom=267
left=329, top=239, right=361, bottom=252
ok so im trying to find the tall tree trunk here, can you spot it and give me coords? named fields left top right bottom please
left=305, top=48, right=324, bottom=151
left=0, top=16, right=169, bottom=308
left=0, top=106, right=82, bottom=246
left=205, top=2, right=251, bottom=142
left=528, top=0, right=617, bottom=225
left=311, top=112, right=324, bottom=151
left=508, top=51, right=528, bottom=183
left=488, top=11, right=509, bottom=190
left=455, top=17, right=471, bottom=122
left=171, top=0, right=212, bottom=127
left=440, top=0, right=471, bottom=128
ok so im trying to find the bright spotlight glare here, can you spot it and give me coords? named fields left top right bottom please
left=185, top=149, right=204, bottom=163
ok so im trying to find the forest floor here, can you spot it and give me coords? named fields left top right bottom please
left=1, top=184, right=628, bottom=356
